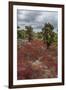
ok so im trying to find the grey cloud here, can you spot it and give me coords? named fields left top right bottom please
left=17, top=9, right=58, bottom=32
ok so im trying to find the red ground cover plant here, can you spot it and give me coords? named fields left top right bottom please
left=17, top=40, right=57, bottom=80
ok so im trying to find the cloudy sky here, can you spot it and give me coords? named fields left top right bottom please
left=17, top=9, right=58, bottom=32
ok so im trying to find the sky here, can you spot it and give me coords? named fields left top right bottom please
left=17, top=9, right=58, bottom=33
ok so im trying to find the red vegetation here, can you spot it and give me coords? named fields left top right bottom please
left=17, top=40, right=57, bottom=80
